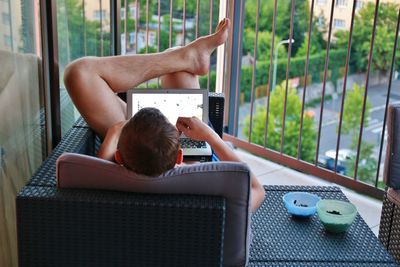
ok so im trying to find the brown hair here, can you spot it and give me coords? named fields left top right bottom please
left=117, top=107, right=180, bottom=176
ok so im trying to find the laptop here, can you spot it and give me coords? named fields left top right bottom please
left=127, top=88, right=213, bottom=161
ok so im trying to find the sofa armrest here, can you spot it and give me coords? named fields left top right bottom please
left=28, top=126, right=95, bottom=187
left=17, top=186, right=226, bottom=267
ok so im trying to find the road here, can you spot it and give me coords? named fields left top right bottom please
left=237, top=80, right=400, bottom=166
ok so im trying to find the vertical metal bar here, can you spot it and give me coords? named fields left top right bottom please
left=135, top=0, right=139, bottom=53
left=314, top=0, right=335, bottom=164
left=99, top=0, right=104, bottom=56
left=195, top=0, right=199, bottom=38
left=297, top=0, right=315, bottom=160
left=354, top=0, right=380, bottom=180
left=232, top=0, right=245, bottom=136
left=182, top=0, right=186, bottom=46
left=375, top=8, right=400, bottom=187
left=7, top=0, right=14, bottom=51
left=83, top=0, right=87, bottom=55
left=169, top=0, right=173, bottom=48
left=40, top=0, right=61, bottom=149
left=280, top=0, right=295, bottom=154
left=264, top=0, right=278, bottom=147
left=124, top=0, right=127, bottom=54
left=110, top=0, right=121, bottom=56
left=334, top=0, right=357, bottom=173
left=248, top=0, right=261, bottom=143
left=157, top=0, right=161, bottom=87
left=207, top=0, right=213, bottom=91
left=145, top=0, right=149, bottom=53
left=221, top=0, right=229, bottom=95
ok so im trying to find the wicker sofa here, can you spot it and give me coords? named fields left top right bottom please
left=16, top=94, right=255, bottom=267
left=379, top=104, right=400, bottom=264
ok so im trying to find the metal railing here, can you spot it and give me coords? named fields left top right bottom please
left=224, top=0, right=400, bottom=198
left=115, top=0, right=399, bottom=198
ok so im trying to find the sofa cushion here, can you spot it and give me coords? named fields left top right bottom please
left=56, top=152, right=251, bottom=267
left=384, top=104, right=400, bottom=189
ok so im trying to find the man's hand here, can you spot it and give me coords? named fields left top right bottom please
left=176, top=117, right=218, bottom=142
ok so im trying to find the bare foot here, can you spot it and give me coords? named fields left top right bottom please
left=182, top=18, right=230, bottom=75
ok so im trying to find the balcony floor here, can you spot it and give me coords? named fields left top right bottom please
left=236, top=149, right=382, bottom=237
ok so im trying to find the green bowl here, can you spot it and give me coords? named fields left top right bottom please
left=316, top=199, right=357, bottom=233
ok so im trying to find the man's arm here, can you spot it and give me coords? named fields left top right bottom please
left=176, top=117, right=265, bottom=212
left=97, top=121, right=126, bottom=161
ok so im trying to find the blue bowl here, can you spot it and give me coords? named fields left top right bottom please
left=283, top=192, right=321, bottom=217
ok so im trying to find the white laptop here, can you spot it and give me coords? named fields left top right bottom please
left=127, top=88, right=213, bottom=160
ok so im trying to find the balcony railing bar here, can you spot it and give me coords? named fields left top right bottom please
left=224, top=134, right=384, bottom=198
left=196, top=0, right=200, bottom=38
left=297, top=0, right=315, bottom=160
left=83, top=0, right=87, bottom=55
left=169, top=0, right=173, bottom=48
left=334, top=0, right=357, bottom=174
left=314, top=0, right=336, bottom=166
left=375, top=7, right=400, bottom=187
left=111, top=0, right=121, bottom=56
left=207, top=0, right=214, bottom=91
left=354, top=0, right=380, bottom=180
left=135, top=0, right=139, bottom=53
left=232, top=0, right=245, bottom=135
left=157, top=0, right=161, bottom=87
left=247, top=0, right=261, bottom=143
left=182, top=0, right=186, bottom=46
left=99, top=0, right=104, bottom=56
left=280, top=0, right=296, bottom=154
left=146, top=0, right=149, bottom=53
left=263, top=0, right=278, bottom=148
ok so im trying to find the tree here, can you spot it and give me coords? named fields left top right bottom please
left=340, top=83, right=377, bottom=182
left=296, top=19, right=325, bottom=57
left=334, top=2, right=399, bottom=74
left=243, top=82, right=316, bottom=162
left=242, top=30, right=286, bottom=61
left=244, top=0, right=310, bottom=56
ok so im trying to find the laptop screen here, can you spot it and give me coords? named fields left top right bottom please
left=127, top=89, right=208, bottom=125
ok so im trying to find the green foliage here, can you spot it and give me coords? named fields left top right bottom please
left=242, top=30, right=286, bottom=61
left=239, top=49, right=347, bottom=102
left=243, top=82, right=316, bottom=162
left=57, top=0, right=111, bottom=71
left=341, top=83, right=371, bottom=135
left=339, top=83, right=377, bottom=183
left=334, top=2, right=400, bottom=73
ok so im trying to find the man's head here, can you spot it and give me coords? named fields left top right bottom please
left=116, top=107, right=182, bottom=176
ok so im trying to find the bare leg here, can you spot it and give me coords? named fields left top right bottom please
left=64, top=18, right=229, bottom=137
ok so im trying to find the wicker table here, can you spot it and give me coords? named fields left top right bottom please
left=248, top=185, right=398, bottom=266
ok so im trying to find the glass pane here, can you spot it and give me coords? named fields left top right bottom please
left=57, top=0, right=112, bottom=136
left=0, top=0, right=45, bottom=265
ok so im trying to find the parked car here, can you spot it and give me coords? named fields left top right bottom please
left=317, top=155, right=347, bottom=175
left=325, top=149, right=356, bottom=162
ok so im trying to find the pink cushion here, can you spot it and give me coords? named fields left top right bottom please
left=56, top=152, right=252, bottom=267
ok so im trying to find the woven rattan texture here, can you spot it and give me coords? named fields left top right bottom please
left=72, top=116, right=89, bottom=128
left=28, top=127, right=94, bottom=187
left=248, top=262, right=398, bottom=266
left=248, top=186, right=395, bottom=266
left=388, top=200, right=400, bottom=264
left=380, top=192, right=395, bottom=248
left=17, top=186, right=225, bottom=267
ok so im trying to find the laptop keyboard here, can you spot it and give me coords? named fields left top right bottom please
left=180, top=138, right=208, bottom=149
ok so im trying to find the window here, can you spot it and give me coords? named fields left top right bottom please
left=93, top=9, right=107, bottom=21
left=318, top=16, right=325, bottom=27
left=2, top=12, right=10, bottom=25
left=130, top=6, right=137, bottom=19
left=0, top=1, right=46, bottom=265
left=333, top=19, right=346, bottom=29
left=57, top=0, right=111, bottom=136
left=356, top=0, right=363, bottom=10
left=3, top=34, right=11, bottom=47
left=336, top=0, right=347, bottom=7
left=317, top=0, right=327, bottom=5
left=121, top=7, right=125, bottom=20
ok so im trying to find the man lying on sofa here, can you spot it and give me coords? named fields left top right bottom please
left=63, top=18, right=265, bottom=212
